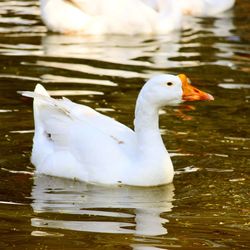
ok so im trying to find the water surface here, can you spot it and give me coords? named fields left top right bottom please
left=0, top=0, right=249, bottom=249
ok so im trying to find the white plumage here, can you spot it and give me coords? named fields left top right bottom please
left=177, top=0, right=235, bottom=16
left=21, top=74, right=213, bottom=186
left=39, top=0, right=182, bottom=34
left=39, top=0, right=235, bottom=34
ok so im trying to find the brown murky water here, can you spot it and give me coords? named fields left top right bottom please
left=0, top=0, right=249, bottom=249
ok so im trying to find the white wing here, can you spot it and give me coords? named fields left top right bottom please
left=21, top=84, right=137, bottom=182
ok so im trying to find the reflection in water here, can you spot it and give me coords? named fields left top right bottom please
left=31, top=175, right=174, bottom=236
left=41, top=33, right=181, bottom=69
left=183, top=11, right=235, bottom=37
left=213, top=14, right=235, bottom=37
left=181, top=13, right=237, bottom=69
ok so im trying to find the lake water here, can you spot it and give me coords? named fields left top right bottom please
left=0, top=0, right=249, bottom=249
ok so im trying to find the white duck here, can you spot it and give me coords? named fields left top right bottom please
left=177, top=0, right=235, bottom=16
left=21, top=74, right=213, bottom=186
left=39, top=0, right=182, bottom=34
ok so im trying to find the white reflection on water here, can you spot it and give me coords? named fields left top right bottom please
left=31, top=175, right=174, bottom=236
left=41, top=33, right=182, bottom=69
left=212, top=16, right=235, bottom=37
left=35, top=60, right=148, bottom=79
left=41, top=74, right=117, bottom=86
left=181, top=11, right=238, bottom=68
left=46, top=90, right=104, bottom=96
left=183, top=11, right=234, bottom=37
left=218, top=83, right=250, bottom=89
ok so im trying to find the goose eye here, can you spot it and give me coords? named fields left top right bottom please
left=167, top=82, right=173, bottom=86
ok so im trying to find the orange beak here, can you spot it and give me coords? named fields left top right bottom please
left=178, top=74, right=214, bottom=102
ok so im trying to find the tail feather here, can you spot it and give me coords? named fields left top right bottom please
left=33, top=84, right=51, bottom=133
left=33, top=84, right=50, bottom=123
left=34, top=84, right=50, bottom=97
left=19, top=84, right=73, bottom=143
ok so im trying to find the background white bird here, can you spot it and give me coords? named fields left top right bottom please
left=39, top=0, right=182, bottom=34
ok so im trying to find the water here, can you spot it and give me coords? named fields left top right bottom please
left=0, top=0, right=249, bottom=249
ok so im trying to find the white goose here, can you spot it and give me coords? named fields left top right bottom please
left=39, top=0, right=182, bottom=34
left=21, top=74, right=213, bottom=186
left=177, top=0, right=235, bottom=16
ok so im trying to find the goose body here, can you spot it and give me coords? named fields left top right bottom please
left=22, top=74, right=213, bottom=186
left=39, top=0, right=182, bottom=34
left=177, top=0, right=235, bottom=16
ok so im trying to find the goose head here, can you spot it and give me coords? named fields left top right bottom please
left=138, top=74, right=214, bottom=108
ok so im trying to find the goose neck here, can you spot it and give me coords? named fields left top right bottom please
left=134, top=97, right=160, bottom=137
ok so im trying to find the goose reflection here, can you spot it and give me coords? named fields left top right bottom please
left=31, top=175, right=174, bottom=236
left=41, top=33, right=181, bottom=69
left=181, top=10, right=236, bottom=70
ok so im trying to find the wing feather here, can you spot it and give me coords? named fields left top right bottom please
left=20, top=85, right=136, bottom=152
